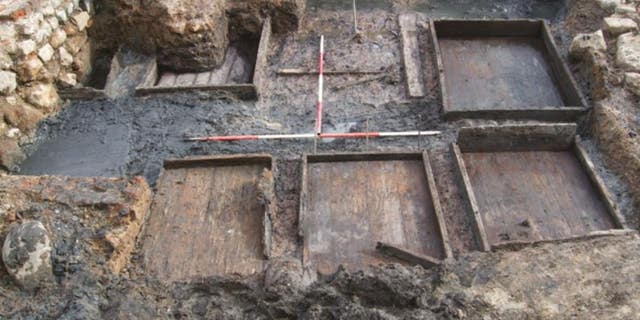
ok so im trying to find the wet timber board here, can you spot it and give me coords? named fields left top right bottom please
left=431, top=20, right=586, bottom=120
left=142, top=155, right=272, bottom=281
left=439, top=37, right=564, bottom=109
left=300, top=153, right=450, bottom=275
left=460, top=150, right=617, bottom=247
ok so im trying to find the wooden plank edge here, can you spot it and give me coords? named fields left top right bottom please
left=58, top=88, right=107, bottom=100
left=573, top=136, right=627, bottom=229
left=299, top=154, right=309, bottom=270
left=451, top=143, right=491, bottom=251
left=429, top=20, right=449, bottom=114
left=376, top=242, right=441, bottom=269
left=457, top=123, right=577, bottom=152
left=422, top=151, right=453, bottom=260
left=306, top=151, right=424, bottom=163
left=541, top=22, right=588, bottom=109
left=443, top=106, right=586, bottom=122
left=135, top=84, right=258, bottom=99
left=491, top=229, right=638, bottom=251
left=253, top=16, right=272, bottom=96
left=432, top=19, right=542, bottom=38
left=399, top=13, right=425, bottom=98
left=262, top=159, right=277, bottom=259
left=164, top=154, right=273, bottom=169
left=140, top=58, right=159, bottom=87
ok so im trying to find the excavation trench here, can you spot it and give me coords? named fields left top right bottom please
left=2, top=0, right=640, bottom=318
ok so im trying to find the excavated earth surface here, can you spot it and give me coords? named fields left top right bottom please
left=1, top=0, right=640, bottom=319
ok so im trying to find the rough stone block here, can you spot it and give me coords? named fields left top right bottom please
left=2, top=220, right=53, bottom=291
left=24, top=83, right=59, bottom=112
left=49, top=28, right=67, bottom=48
left=603, top=16, right=638, bottom=35
left=17, top=54, right=44, bottom=82
left=37, top=44, right=55, bottom=62
left=625, top=72, right=640, bottom=96
left=616, top=32, right=640, bottom=72
left=0, top=71, right=17, bottom=95
left=570, top=30, right=607, bottom=60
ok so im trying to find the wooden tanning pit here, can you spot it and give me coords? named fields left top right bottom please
left=135, top=18, right=271, bottom=100
left=431, top=20, right=587, bottom=121
left=452, top=124, right=628, bottom=251
left=142, top=154, right=274, bottom=281
left=300, top=152, right=452, bottom=275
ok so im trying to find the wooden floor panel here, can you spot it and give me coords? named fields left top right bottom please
left=303, top=160, right=444, bottom=274
left=462, top=151, right=615, bottom=245
left=440, top=37, right=565, bottom=110
left=143, top=164, right=267, bottom=281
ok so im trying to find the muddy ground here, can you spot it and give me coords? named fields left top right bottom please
left=2, top=0, right=640, bottom=319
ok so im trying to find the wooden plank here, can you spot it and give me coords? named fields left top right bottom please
left=307, top=152, right=423, bottom=163
left=175, top=73, right=197, bottom=86
left=259, top=165, right=276, bottom=258
left=433, top=19, right=542, bottom=38
left=541, top=22, right=587, bottom=108
left=135, top=84, right=258, bottom=100
left=58, top=87, right=107, bottom=100
left=156, top=72, right=177, bottom=87
left=194, top=71, right=212, bottom=86
left=302, top=156, right=445, bottom=274
left=142, top=160, right=270, bottom=281
left=438, top=37, right=565, bottom=111
left=422, top=151, right=453, bottom=259
left=457, top=123, right=577, bottom=152
left=451, top=144, right=491, bottom=251
left=461, top=150, right=617, bottom=246
left=573, top=137, right=627, bottom=229
left=399, top=13, right=425, bottom=98
left=299, top=155, right=309, bottom=268
left=164, top=153, right=272, bottom=169
left=430, top=20, right=449, bottom=114
left=443, top=107, right=585, bottom=122
left=491, top=229, right=637, bottom=251
left=139, top=59, right=159, bottom=87
left=253, top=17, right=272, bottom=95
left=376, top=242, right=441, bottom=268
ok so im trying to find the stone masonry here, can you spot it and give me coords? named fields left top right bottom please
left=0, top=0, right=93, bottom=170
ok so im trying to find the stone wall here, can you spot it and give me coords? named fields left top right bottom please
left=568, top=0, right=640, bottom=209
left=0, top=0, right=93, bottom=171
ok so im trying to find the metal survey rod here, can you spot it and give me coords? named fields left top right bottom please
left=186, top=131, right=441, bottom=142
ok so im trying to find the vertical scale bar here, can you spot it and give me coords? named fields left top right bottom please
left=316, top=35, right=325, bottom=135
left=314, top=36, right=325, bottom=154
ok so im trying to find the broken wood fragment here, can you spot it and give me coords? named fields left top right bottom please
left=376, top=242, right=441, bottom=269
